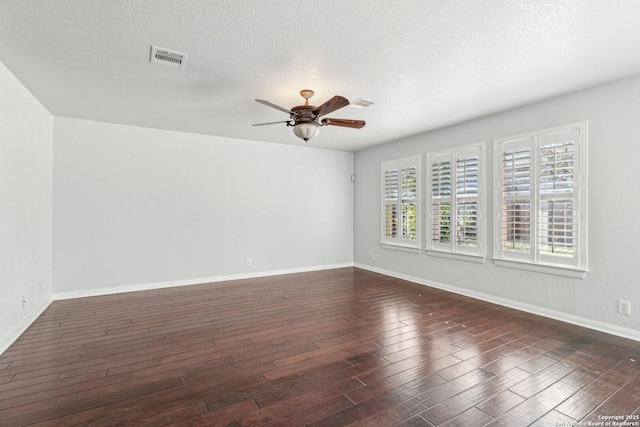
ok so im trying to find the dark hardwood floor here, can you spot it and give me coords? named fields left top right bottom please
left=1, top=267, right=639, bottom=426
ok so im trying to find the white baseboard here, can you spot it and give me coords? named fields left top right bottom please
left=53, top=263, right=355, bottom=300
left=0, top=297, right=53, bottom=356
left=355, top=263, right=640, bottom=343
left=10, top=262, right=634, bottom=358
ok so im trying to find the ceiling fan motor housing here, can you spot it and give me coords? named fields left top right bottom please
left=290, top=105, right=317, bottom=124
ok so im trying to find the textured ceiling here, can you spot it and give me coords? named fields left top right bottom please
left=2, top=0, right=640, bottom=151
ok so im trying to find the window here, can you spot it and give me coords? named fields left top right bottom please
left=426, top=143, right=485, bottom=261
left=494, top=122, right=587, bottom=277
left=381, top=156, right=421, bottom=251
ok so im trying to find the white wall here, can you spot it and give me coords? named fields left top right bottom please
left=0, top=61, right=53, bottom=353
left=355, top=74, right=640, bottom=340
left=53, top=118, right=354, bottom=295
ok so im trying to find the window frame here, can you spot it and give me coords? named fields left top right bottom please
left=493, top=122, right=588, bottom=278
left=381, top=156, right=421, bottom=252
left=425, top=143, right=486, bottom=263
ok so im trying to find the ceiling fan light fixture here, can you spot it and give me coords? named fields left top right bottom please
left=293, top=122, right=320, bottom=142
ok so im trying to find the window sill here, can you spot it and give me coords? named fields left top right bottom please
left=493, top=257, right=587, bottom=279
left=426, top=249, right=485, bottom=264
left=380, top=243, right=421, bottom=254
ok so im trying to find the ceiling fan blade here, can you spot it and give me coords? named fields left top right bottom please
left=312, top=95, right=349, bottom=117
left=321, top=118, right=366, bottom=129
left=255, top=99, right=294, bottom=115
left=252, top=120, right=292, bottom=126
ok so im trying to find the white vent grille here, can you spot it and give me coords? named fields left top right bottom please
left=150, top=46, right=188, bottom=70
left=350, top=98, right=374, bottom=109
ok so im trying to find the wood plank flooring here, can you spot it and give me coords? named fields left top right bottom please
left=1, top=267, right=639, bottom=426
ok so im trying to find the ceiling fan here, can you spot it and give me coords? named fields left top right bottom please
left=253, top=89, right=366, bottom=142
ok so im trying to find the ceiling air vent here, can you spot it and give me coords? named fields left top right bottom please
left=350, top=98, right=374, bottom=109
left=150, top=46, right=188, bottom=70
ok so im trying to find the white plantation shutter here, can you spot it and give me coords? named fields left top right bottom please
left=431, top=201, right=451, bottom=244
left=401, top=166, right=418, bottom=241
left=500, top=138, right=533, bottom=259
left=381, top=156, right=421, bottom=249
left=495, top=124, right=586, bottom=274
left=455, top=151, right=480, bottom=249
left=430, top=154, right=452, bottom=248
left=383, top=168, right=398, bottom=241
left=427, top=144, right=485, bottom=258
left=456, top=201, right=478, bottom=247
left=538, top=129, right=580, bottom=266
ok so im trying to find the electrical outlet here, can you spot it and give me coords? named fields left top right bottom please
left=370, top=253, right=375, bottom=261
left=21, top=295, right=26, bottom=309
left=618, top=299, right=631, bottom=315
left=246, top=258, right=252, bottom=267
